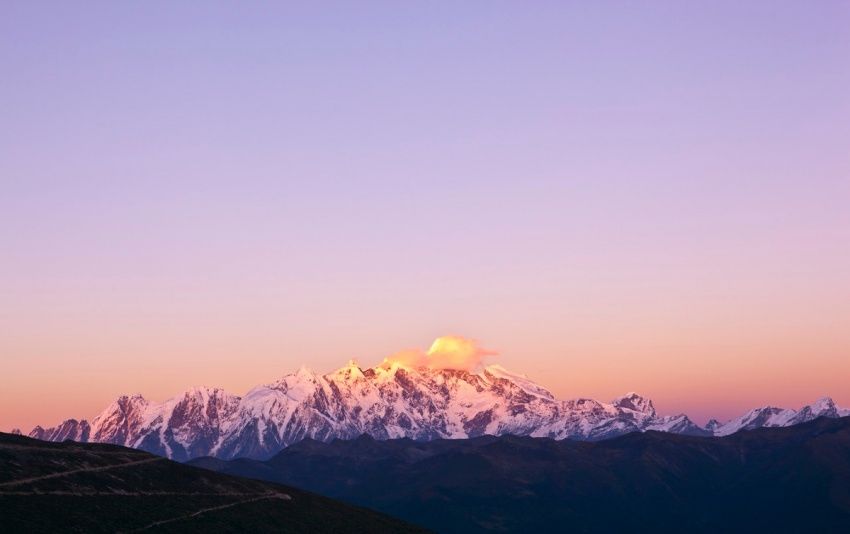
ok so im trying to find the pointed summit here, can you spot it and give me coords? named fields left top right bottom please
left=295, top=365, right=316, bottom=378
left=612, top=392, right=656, bottom=417
left=328, top=360, right=365, bottom=381
left=704, top=419, right=722, bottom=432
left=810, top=396, right=836, bottom=413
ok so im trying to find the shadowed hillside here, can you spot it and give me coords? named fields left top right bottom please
left=0, top=432, right=427, bottom=533
left=191, top=416, right=850, bottom=533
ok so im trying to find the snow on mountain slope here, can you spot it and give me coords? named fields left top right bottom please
left=29, top=419, right=90, bottom=442
left=713, top=397, right=846, bottom=436
left=27, top=358, right=848, bottom=460
left=646, top=414, right=711, bottom=436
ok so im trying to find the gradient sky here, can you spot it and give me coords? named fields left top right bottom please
left=2, top=2, right=849, bottom=431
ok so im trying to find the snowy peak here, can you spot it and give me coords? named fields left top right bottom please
left=480, top=364, right=555, bottom=400
left=29, top=419, right=90, bottom=442
left=785, top=397, right=843, bottom=426
left=168, top=386, right=240, bottom=427
left=86, top=394, right=151, bottom=446
left=612, top=392, right=657, bottom=418
left=712, top=397, right=847, bottom=436
left=646, top=414, right=710, bottom=436
left=704, top=419, right=722, bottom=432
left=713, top=406, right=790, bottom=436
left=809, top=396, right=838, bottom=415
left=326, top=360, right=365, bottom=382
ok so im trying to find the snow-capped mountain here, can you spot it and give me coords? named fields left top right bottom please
left=712, top=396, right=850, bottom=436
left=28, top=360, right=848, bottom=461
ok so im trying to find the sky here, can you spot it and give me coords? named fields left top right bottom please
left=1, top=1, right=849, bottom=431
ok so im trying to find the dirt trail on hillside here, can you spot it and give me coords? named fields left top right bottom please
left=127, top=493, right=292, bottom=532
left=0, top=457, right=163, bottom=487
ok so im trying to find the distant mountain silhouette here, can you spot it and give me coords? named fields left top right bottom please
left=0, top=432, right=427, bottom=533
left=191, top=416, right=850, bottom=533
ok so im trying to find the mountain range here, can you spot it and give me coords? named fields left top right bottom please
left=27, top=359, right=849, bottom=461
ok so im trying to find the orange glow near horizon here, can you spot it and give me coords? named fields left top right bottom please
left=2, top=327, right=849, bottom=432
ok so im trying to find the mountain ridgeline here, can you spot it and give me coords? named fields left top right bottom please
left=189, top=416, right=850, bottom=533
left=29, top=361, right=849, bottom=461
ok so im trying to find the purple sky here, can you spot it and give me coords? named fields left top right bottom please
left=2, top=2, right=849, bottom=430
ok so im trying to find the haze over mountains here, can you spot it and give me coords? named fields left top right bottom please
left=27, top=337, right=849, bottom=461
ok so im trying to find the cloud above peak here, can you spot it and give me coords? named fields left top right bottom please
left=382, top=335, right=496, bottom=371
